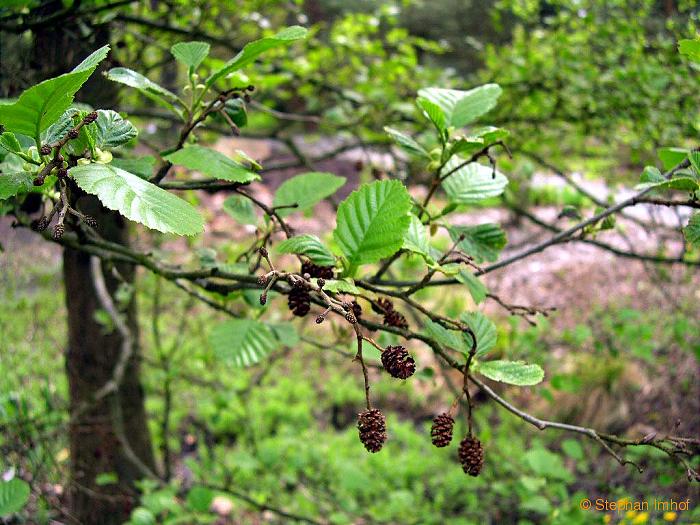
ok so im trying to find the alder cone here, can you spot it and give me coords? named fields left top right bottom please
left=372, top=297, right=394, bottom=314
left=301, top=261, right=334, bottom=279
left=458, top=436, right=484, bottom=476
left=351, top=300, right=362, bottom=320
left=53, top=224, right=65, bottom=240
left=287, top=287, right=310, bottom=317
left=383, top=309, right=408, bottom=330
left=381, top=345, right=416, bottom=379
left=430, top=413, right=454, bottom=448
left=357, top=408, right=387, bottom=453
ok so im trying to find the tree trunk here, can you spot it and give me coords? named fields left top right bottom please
left=16, top=4, right=156, bottom=522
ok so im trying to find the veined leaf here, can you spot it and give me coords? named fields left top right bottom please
left=42, top=110, right=78, bottom=145
left=455, top=270, right=487, bottom=305
left=206, top=26, right=307, bottom=87
left=276, top=234, right=336, bottom=266
left=474, top=360, right=544, bottom=386
left=461, top=311, right=496, bottom=357
left=223, top=195, right=257, bottom=225
left=272, top=172, right=346, bottom=217
left=449, top=223, right=507, bottom=263
left=384, top=126, right=429, bottom=158
left=171, top=41, right=210, bottom=69
left=70, top=164, right=204, bottom=235
left=333, top=179, right=412, bottom=268
left=657, top=147, right=689, bottom=170
left=442, top=159, right=508, bottom=204
left=209, top=319, right=279, bottom=367
left=0, top=172, right=33, bottom=200
left=0, top=46, right=109, bottom=139
left=111, top=156, right=156, bottom=180
left=417, top=84, right=502, bottom=128
left=0, top=132, right=22, bottom=154
left=402, top=213, right=430, bottom=257
left=0, top=478, right=30, bottom=517
left=165, top=145, right=259, bottom=183
left=423, top=319, right=469, bottom=354
left=322, top=279, right=360, bottom=294
left=416, top=96, right=447, bottom=134
left=93, top=110, right=137, bottom=148
left=106, top=68, right=181, bottom=114
left=684, top=213, right=700, bottom=247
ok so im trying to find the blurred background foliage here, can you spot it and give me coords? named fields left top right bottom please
left=1, top=0, right=700, bottom=523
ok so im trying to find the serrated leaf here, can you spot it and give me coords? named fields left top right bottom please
left=106, top=68, right=181, bottom=114
left=474, top=360, right=544, bottom=386
left=165, top=145, right=259, bottom=183
left=449, top=223, right=507, bottom=263
left=0, top=46, right=109, bottom=138
left=70, top=164, right=204, bottom=235
left=209, top=319, right=278, bottom=367
left=635, top=176, right=699, bottom=192
left=657, top=147, right=689, bottom=170
left=402, top=213, right=430, bottom=257
left=0, top=478, right=30, bottom=517
left=171, top=41, right=210, bottom=69
left=223, top=195, right=257, bottom=225
left=276, top=234, right=335, bottom=266
left=455, top=270, right=487, bottom=304
left=442, top=160, right=508, bottom=204
left=0, top=172, right=33, bottom=200
left=206, top=26, right=308, bottom=87
left=333, top=179, right=412, bottom=269
left=322, top=279, right=360, bottom=294
left=416, top=96, right=447, bottom=133
left=417, top=84, right=502, bottom=128
left=92, top=110, right=137, bottom=148
left=449, top=136, right=485, bottom=157
left=423, top=319, right=469, bottom=353
left=111, top=156, right=156, bottom=179
left=684, top=213, right=700, bottom=247
left=42, top=109, right=78, bottom=144
left=272, top=172, right=346, bottom=217
left=461, top=311, right=496, bottom=357
left=384, top=126, right=429, bottom=158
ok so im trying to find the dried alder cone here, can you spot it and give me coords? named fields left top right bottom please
left=459, top=436, right=484, bottom=477
left=357, top=408, right=387, bottom=453
left=381, top=345, right=416, bottom=379
left=430, top=413, right=455, bottom=448
left=301, top=261, right=334, bottom=279
left=287, top=287, right=311, bottom=317
left=372, top=297, right=409, bottom=330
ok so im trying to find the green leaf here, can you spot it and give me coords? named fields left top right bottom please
left=165, top=145, right=259, bottom=183
left=455, top=270, right=487, bottom=304
left=276, top=234, right=336, bottom=266
left=442, top=160, right=508, bottom=204
left=95, top=472, right=118, bottom=486
left=129, top=507, right=156, bottom=525
left=474, top=360, right=544, bottom=386
left=461, top=311, right=496, bottom=357
left=272, top=172, right=346, bottom=217
left=322, top=279, right=360, bottom=294
left=171, top=41, right=210, bottom=69
left=474, top=126, right=509, bottom=144
left=92, top=110, right=137, bottom=148
left=658, top=147, right=688, bottom=170
left=679, top=39, right=700, bottom=63
left=223, top=195, right=257, bottom=225
left=688, top=151, right=700, bottom=176
left=0, top=46, right=109, bottom=138
left=417, top=84, right=502, bottom=128
left=684, top=213, right=700, bottom=247
left=402, top=214, right=430, bottom=257
left=0, top=478, right=30, bottom=517
left=384, top=126, right=429, bottom=158
left=185, top=486, right=214, bottom=512
left=333, top=179, right=412, bottom=268
left=635, top=172, right=699, bottom=192
left=106, top=68, right=181, bottom=113
left=0, top=172, right=33, bottom=200
left=449, top=223, right=507, bottom=263
left=423, top=319, right=469, bottom=353
left=210, top=319, right=279, bottom=367
left=42, top=110, right=78, bottom=144
left=70, top=164, right=204, bottom=235
left=448, top=136, right=485, bottom=157
left=111, top=156, right=156, bottom=179
left=206, top=26, right=308, bottom=87
left=416, top=96, right=447, bottom=134
left=0, top=132, right=22, bottom=154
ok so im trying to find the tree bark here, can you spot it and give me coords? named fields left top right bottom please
left=8, top=3, right=157, bottom=522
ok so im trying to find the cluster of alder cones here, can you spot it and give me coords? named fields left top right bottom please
left=277, top=259, right=483, bottom=475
